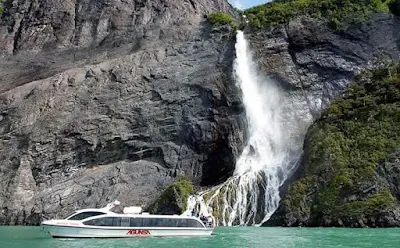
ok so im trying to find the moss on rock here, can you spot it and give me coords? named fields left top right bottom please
left=334, top=189, right=396, bottom=219
left=280, top=63, right=400, bottom=226
left=279, top=176, right=318, bottom=226
left=0, top=0, right=3, bottom=16
left=148, top=176, right=194, bottom=215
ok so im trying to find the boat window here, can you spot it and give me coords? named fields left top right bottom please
left=67, top=211, right=105, bottom=220
left=131, top=218, right=204, bottom=228
left=160, top=218, right=177, bottom=227
left=150, top=218, right=163, bottom=227
left=113, top=217, right=121, bottom=226
left=84, top=217, right=121, bottom=226
left=84, top=217, right=205, bottom=228
left=130, top=218, right=144, bottom=227
left=142, top=218, right=157, bottom=227
left=176, top=218, right=188, bottom=227
left=121, top=217, right=130, bottom=227
left=187, top=219, right=204, bottom=228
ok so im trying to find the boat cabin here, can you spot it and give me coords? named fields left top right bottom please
left=66, top=211, right=107, bottom=220
left=83, top=216, right=205, bottom=228
left=64, top=210, right=206, bottom=228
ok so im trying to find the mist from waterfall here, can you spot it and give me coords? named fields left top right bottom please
left=185, top=31, right=305, bottom=226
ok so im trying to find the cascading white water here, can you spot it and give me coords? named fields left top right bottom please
left=186, top=31, right=305, bottom=226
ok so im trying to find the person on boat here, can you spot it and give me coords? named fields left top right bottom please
left=200, top=214, right=207, bottom=222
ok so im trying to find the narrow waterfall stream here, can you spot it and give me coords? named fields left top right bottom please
left=185, top=31, right=304, bottom=226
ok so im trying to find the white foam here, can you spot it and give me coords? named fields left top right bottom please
left=186, top=31, right=304, bottom=226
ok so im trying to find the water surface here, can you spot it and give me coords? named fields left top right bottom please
left=0, top=226, right=399, bottom=248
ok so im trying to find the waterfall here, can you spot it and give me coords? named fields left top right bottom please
left=186, top=31, right=305, bottom=226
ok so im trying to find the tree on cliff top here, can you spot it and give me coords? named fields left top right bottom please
left=244, top=0, right=393, bottom=29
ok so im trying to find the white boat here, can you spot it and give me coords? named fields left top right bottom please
left=41, top=201, right=215, bottom=238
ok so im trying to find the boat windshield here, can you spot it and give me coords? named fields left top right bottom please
left=66, top=211, right=106, bottom=220
left=84, top=217, right=205, bottom=228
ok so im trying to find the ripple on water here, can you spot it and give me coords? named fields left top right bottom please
left=0, top=226, right=399, bottom=248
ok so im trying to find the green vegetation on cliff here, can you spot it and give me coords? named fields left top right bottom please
left=207, top=12, right=240, bottom=34
left=0, top=0, right=4, bottom=16
left=244, top=0, right=395, bottom=29
left=148, top=176, right=194, bottom=215
left=208, top=12, right=235, bottom=26
left=282, top=63, right=400, bottom=226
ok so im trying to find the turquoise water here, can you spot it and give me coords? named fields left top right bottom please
left=0, top=226, right=399, bottom=248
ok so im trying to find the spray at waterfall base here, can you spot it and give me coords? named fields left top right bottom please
left=185, top=31, right=303, bottom=226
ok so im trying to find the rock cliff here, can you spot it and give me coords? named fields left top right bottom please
left=244, top=6, right=400, bottom=226
left=247, top=14, right=400, bottom=123
left=1, top=0, right=400, bottom=227
left=0, top=0, right=246, bottom=225
left=267, top=64, right=400, bottom=227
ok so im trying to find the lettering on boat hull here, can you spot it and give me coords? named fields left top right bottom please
left=126, top=230, right=150, bottom=236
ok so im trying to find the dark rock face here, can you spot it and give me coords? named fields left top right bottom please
left=379, top=150, right=400, bottom=205
left=247, top=14, right=400, bottom=122
left=1, top=0, right=234, bottom=54
left=0, top=0, right=246, bottom=225
left=0, top=0, right=236, bottom=92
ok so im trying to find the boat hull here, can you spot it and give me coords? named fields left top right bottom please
left=42, top=225, right=214, bottom=238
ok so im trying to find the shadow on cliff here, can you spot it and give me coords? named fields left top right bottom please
left=0, top=40, right=142, bottom=94
left=394, top=16, right=400, bottom=53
